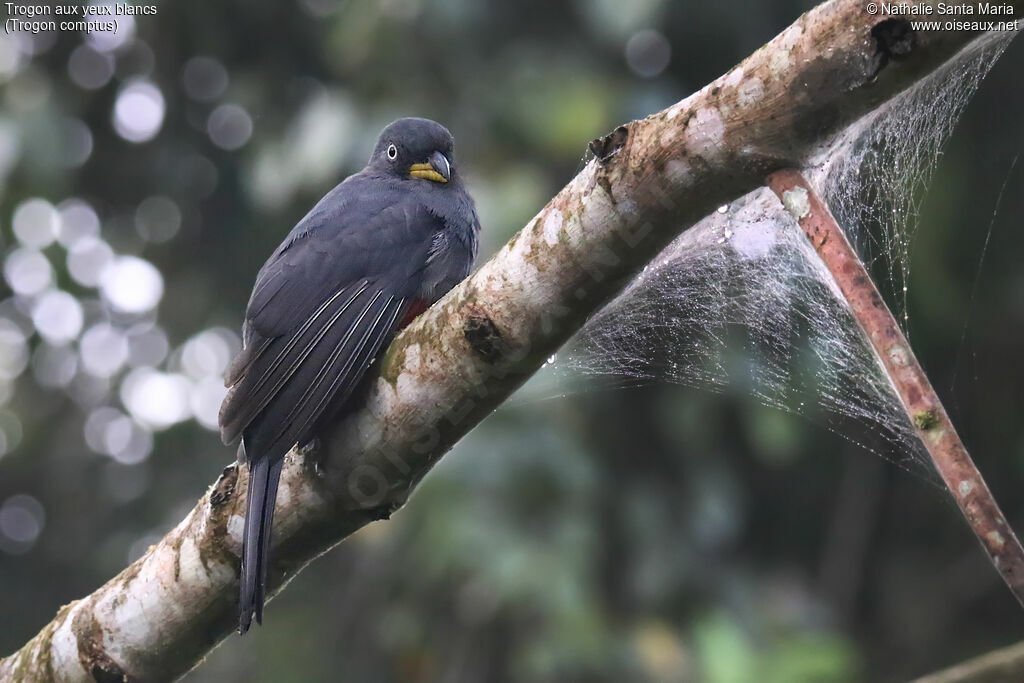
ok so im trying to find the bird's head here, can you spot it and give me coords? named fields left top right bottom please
left=369, top=117, right=455, bottom=185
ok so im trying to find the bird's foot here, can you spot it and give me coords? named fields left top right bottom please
left=369, top=500, right=402, bottom=521
left=296, top=437, right=320, bottom=457
left=296, top=438, right=325, bottom=477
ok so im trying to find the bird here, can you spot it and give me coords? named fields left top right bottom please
left=219, top=117, right=480, bottom=634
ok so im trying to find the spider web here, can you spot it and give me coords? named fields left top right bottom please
left=559, top=30, right=1016, bottom=478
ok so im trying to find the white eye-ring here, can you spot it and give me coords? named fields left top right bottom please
left=387, top=144, right=398, bottom=160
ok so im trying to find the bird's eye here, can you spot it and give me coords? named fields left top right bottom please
left=387, top=144, right=398, bottom=160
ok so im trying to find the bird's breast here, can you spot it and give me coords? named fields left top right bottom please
left=419, top=223, right=476, bottom=304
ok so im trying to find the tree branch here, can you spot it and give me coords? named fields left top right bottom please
left=3, top=2, right=1019, bottom=680
left=767, top=169, right=1024, bottom=606
left=912, top=639, right=1024, bottom=683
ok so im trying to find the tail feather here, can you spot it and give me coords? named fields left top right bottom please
left=239, top=455, right=283, bottom=634
left=254, top=458, right=283, bottom=625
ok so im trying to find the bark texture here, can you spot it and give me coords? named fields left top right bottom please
left=2, top=2, right=1020, bottom=680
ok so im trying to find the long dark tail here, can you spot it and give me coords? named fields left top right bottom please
left=239, top=454, right=284, bottom=634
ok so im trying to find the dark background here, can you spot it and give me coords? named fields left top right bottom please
left=0, top=1, right=1022, bottom=681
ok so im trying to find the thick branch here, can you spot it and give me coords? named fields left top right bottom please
left=3, top=2, right=1020, bottom=680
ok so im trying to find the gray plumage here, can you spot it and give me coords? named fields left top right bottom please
left=219, top=118, right=480, bottom=633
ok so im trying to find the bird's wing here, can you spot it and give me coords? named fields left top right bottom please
left=219, top=199, right=439, bottom=451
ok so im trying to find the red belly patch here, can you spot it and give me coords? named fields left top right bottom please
left=399, top=298, right=429, bottom=329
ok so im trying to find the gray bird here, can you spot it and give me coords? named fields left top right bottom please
left=219, top=117, right=480, bottom=633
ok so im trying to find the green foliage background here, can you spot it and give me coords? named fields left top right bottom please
left=0, top=1, right=1022, bottom=681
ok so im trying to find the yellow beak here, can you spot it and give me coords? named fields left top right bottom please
left=409, top=162, right=448, bottom=184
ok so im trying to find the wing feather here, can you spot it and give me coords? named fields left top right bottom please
left=237, top=289, right=411, bottom=459
left=218, top=281, right=372, bottom=445
left=262, top=294, right=406, bottom=454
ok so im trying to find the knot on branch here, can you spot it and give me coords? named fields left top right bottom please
left=589, top=125, right=629, bottom=163
left=209, top=463, right=239, bottom=508
left=73, top=609, right=136, bottom=682
left=463, top=310, right=506, bottom=363
left=869, top=19, right=916, bottom=78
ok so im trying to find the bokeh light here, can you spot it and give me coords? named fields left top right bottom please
left=66, top=235, right=114, bottom=287
left=23, top=28, right=57, bottom=56
left=68, top=371, right=111, bottom=409
left=58, top=117, right=94, bottom=168
left=177, top=328, right=236, bottom=430
left=68, top=44, right=114, bottom=90
left=181, top=56, right=228, bottom=102
left=0, top=494, right=45, bottom=554
left=12, top=198, right=59, bottom=249
left=0, top=320, right=29, bottom=381
left=135, top=196, right=181, bottom=243
left=207, top=104, right=253, bottom=151
left=84, top=405, right=153, bottom=464
left=120, top=367, right=192, bottom=430
left=112, top=80, right=165, bottom=143
left=625, top=29, right=672, bottom=78
left=125, top=323, right=169, bottom=368
left=190, top=376, right=228, bottom=430
left=83, top=7, right=135, bottom=52
left=99, top=256, right=164, bottom=314
left=57, top=199, right=101, bottom=247
left=180, top=329, right=234, bottom=379
left=31, top=291, right=84, bottom=344
left=4, top=248, right=52, bottom=296
left=80, top=323, right=130, bottom=378
left=31, top=343, right=78, bottom=389
left=0, top=34, right=27, bottom=82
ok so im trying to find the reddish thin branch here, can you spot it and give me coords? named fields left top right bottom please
left=767, top=169, right=1024, bottom=607
left=912, top=638, right=1024, bottom=682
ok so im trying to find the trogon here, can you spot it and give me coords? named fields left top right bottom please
left=219, top=117, right=480, bottom=633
